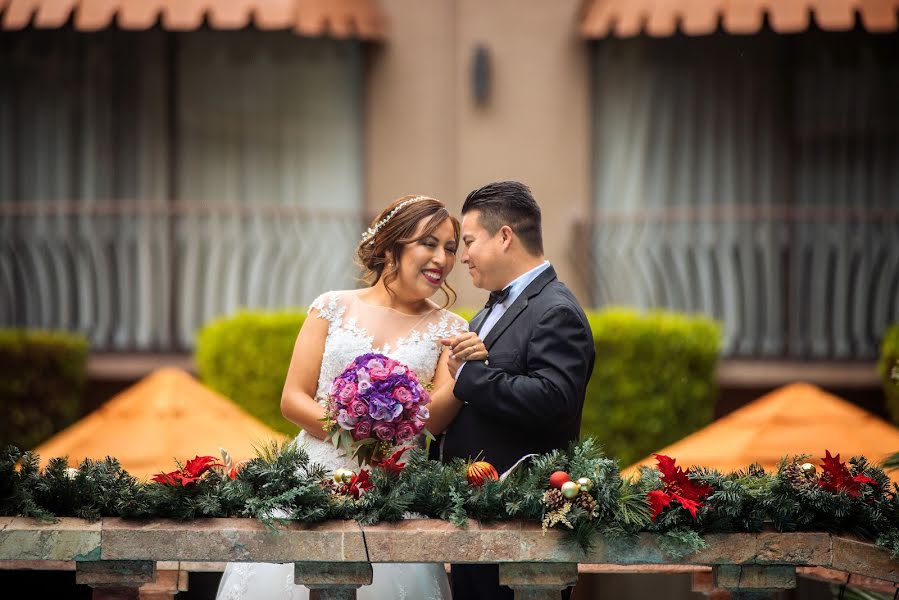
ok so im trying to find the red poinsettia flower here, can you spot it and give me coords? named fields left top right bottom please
left=817, top=450, right=877, bottom=498
left=152, top=455, right=223, bottom=487
left=374, top=446, right=413, bottom=476
left=346, top=469, right=374, bottom=499
left=648, top=454, right=713, bottom=521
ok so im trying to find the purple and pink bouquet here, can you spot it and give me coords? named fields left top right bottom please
left=322, top=353, right=431, bottom=465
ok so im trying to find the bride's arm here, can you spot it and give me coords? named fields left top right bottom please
left=426, top=332, right=488, bottom=435
left=425, top=348, right=464, bottom=435
left=280, top=309, right=329, bottom=440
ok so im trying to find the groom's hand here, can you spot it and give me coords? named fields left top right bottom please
left=441, top=333, right=488, bottom=379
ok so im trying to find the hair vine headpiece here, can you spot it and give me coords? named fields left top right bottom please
left=361, top=195, right=429, bottom=245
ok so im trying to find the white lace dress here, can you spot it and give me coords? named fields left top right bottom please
left=217, top=289, right=467, bottom=600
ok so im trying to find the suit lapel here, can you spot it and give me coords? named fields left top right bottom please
left=482, top=294, right=527, bottom=349
left=469, top=308, right=489, bottom=335
left=481, top=265, right=557, bottom=349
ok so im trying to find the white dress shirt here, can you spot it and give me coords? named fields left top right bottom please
left=455, top=260, right=551, bottom=379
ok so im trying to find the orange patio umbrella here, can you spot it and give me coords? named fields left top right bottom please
left=33, top=367, right=288, bottom=480
left=625, top=383, right=899, bottom=479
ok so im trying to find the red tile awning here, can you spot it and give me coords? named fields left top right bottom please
left=0, top=0, right=386, bottom=39
left=579, top=0, right=899, bottom=38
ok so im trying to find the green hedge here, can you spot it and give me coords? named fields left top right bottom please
left=0, top=329, right=89, bottom=449
left=195, top=311, right=307, bottom=437
left=581, top=308, right=721, bottom=467
left=195, top=306, right=721, bottom=464
left=879, top=323, right=899, bottom=423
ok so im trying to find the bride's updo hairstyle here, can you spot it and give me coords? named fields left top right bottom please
left=357, top=194, right=461, bottom=307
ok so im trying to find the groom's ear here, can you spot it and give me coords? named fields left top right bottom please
left=499, top=225, right=514, bottom=250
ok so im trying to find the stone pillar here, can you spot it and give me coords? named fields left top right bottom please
left=714, top=565, right=797, bottom=600
left=692, top=571, right=731, bottom=599
left=294, top=562, right=373, bottom=600
left=76, top=560, right=156, bottom=600
left=139, top=567, right=187, bottom=599
left=499, top=562, right=578, bottom=600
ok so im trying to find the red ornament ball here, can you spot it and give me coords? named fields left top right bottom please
left=467, top=461, right=499, bottom=487
left=549, top=471, right=571, bottom=489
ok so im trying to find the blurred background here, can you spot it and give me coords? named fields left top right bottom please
left=1, top=0, right=899, bottom=598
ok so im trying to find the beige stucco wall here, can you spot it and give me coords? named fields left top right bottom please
left=365, top=0, right=591, bottom=308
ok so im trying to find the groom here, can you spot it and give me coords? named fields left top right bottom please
left=440, top=181, right=595, bottom=600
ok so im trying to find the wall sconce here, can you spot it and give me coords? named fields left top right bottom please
left=471, top=44, right=491, bottom=106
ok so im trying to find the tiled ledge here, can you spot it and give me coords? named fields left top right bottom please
left=1, top=518, right=897, bottom=599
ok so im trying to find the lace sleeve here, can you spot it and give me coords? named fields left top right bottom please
left=446, top=312, right=469, bottom=337
left=308, top=291, right=345, bottom=324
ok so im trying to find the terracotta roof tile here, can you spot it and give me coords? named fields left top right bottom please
left=33, top=368, right=288, bottom=481
left=580, top=0, right=899, bottom=37
left=624, top=383, right=899, bottom=482
left=1, top=0, right=386, bottom=39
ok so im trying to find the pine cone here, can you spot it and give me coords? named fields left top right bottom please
left=543, top=489, right=565, bottom=511
left=574, top=490, right=598, bottom=518
left=782, top=462, right=802, bottom=486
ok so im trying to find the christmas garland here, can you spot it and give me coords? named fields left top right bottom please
left=3, top=438, right=899, bottom=560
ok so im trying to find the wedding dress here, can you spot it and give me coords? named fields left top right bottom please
left=217, top=289, right=467, bottom=600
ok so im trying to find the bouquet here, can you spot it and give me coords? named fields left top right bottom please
left=322, top=353, right=431, bottom=465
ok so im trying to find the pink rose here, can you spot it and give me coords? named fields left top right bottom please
left=349, top=400, right=368, bottom=418
left=417, top=388, right=430, bottom=405
left=369, top=365, right=391, bottom=381
left=372, top=422, right=396, bottom=442
left=352, top=419, right=372, bottom=441
left=395, top=422, right=416, bottom=443
left=338, top=382, right=358, bottom=404
left=392, top=386, right=413, bottom=405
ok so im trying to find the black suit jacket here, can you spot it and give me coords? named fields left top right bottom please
left=440, top=265, right=595, bottom=473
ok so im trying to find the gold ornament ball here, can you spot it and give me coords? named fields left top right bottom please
left=560, top=481, right=581, bottom=499
left=576, top=477, right=593, bottom=492
left=800, top=463, right=817, bottom=477
left=333, top=468, right=354, bottom=484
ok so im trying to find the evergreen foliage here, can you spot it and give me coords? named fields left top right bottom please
left=5, top=438, right=899, bottom=559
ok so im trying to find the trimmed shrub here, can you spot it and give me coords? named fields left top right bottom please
left=581, top=308, right=722, bottom=467
left=879, top=323, right=899, bottom=423
left=195, top=311, right=307, bottom=437
left=0, top=329, right=89, bottom=449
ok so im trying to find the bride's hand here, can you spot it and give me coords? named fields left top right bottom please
left=441, top=332, right=489, bottom=362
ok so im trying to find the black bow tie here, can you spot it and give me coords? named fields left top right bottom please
left=484, top=286, right=511, bottom=311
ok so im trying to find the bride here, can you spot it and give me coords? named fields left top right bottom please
left=217, top=195, right=487, bottom=599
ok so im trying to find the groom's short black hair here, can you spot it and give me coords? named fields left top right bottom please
left=461, top=181, right=543, bottom=256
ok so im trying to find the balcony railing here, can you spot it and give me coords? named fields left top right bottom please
left=0, top=201, right=365, bottom=350
left=577, top=204, right=899, bottom=359
left=2, top=517, right=898, bottom=599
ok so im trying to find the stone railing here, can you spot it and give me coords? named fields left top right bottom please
left=2, top=517, right=898, bottom=599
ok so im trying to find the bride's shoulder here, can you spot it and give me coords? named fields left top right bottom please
left=308, top=289, right=359, bottom=319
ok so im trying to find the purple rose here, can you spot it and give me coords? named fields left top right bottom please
left=349, top=400, right=368, bottom=418
left=336, top=410, right=358, bottom=430
left=352, top=419, right=372, bottom=441
left=395, top=422, right=416, bottom=443
left=372, top=422, right=396, bottom=441
left=416, top=406, right=430, bottom=420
